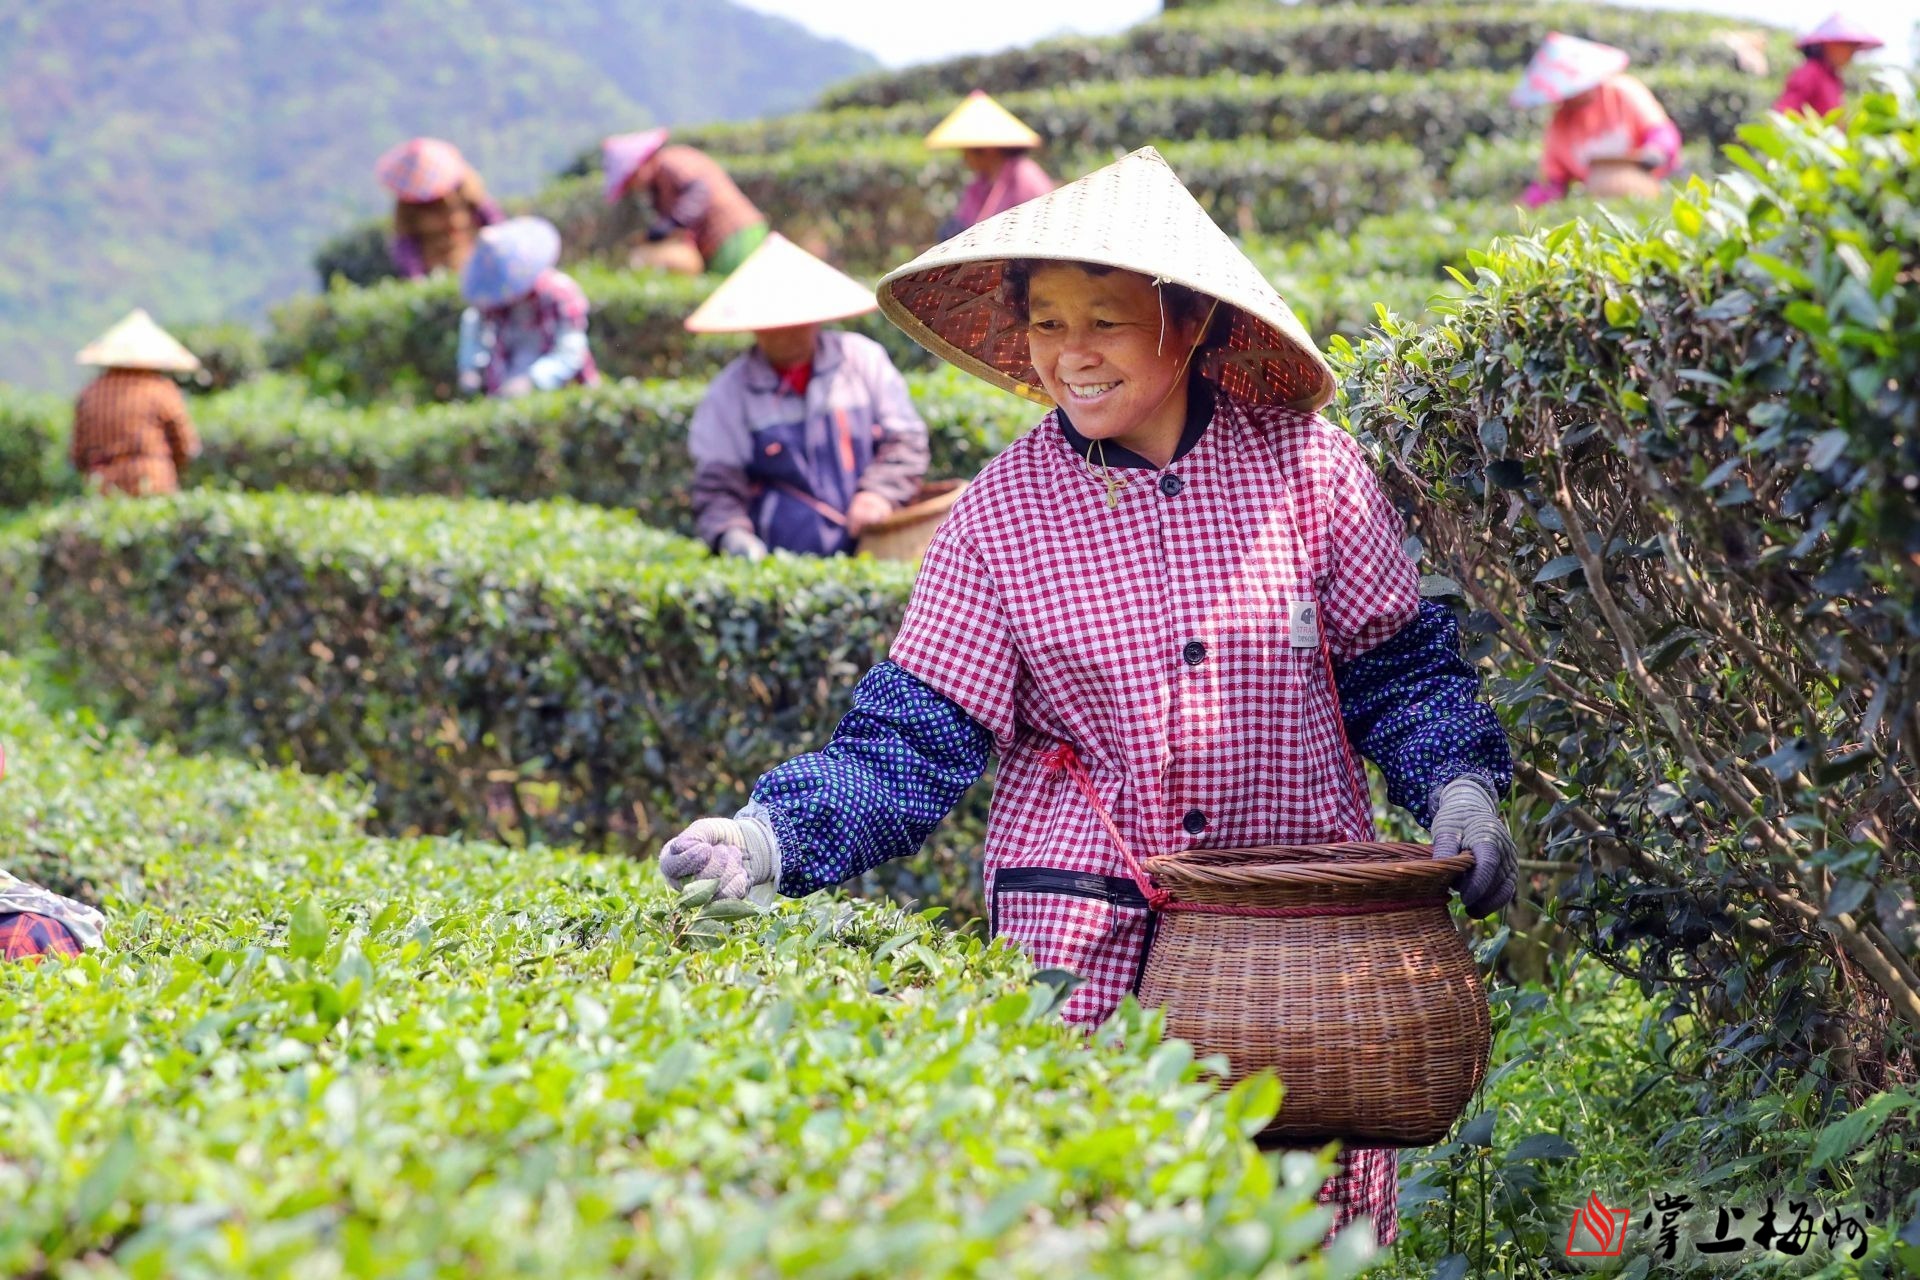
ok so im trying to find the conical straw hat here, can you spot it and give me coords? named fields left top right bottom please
left=1510, top=33, right=1631, bottom=108
left=876, top=146, right=1333, bottom=412
left=75, top=309, right=201, bottom=372
left=602, top=127, right=669, bottom=204
left=376, top=137, right=469, bottom=202
left=1798, top=12, right=1884, bottom=49
left=925, top=90, right=1043, bottom=150
left=684, top=234, right=877, bottom=333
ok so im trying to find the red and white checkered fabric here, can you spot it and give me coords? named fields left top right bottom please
left=889, top=390, right=1418, bottom=1246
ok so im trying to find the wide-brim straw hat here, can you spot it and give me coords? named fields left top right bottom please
left=376, top=137, right=468, bottom=202
left=684, top=233, right=876, bottom=334
left=603, top=128, right=669, bottom=204
left=462, top=217, right=562, bottom=307
left=1798, top=12, right=1885, bottom=50
left=925, top=90, right=1043, bottom=150
left=876, top=146, right=1334, bottom=413
left=75, top=309, right=201, bottom=372
left=1510, top=33, right=1631, bottom=108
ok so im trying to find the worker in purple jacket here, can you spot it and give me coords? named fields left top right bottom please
left=683, top=234, right=929, bottom=559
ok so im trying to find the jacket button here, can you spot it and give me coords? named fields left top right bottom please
left=1182, top=640, right=1206, bottom=666
left=1182, top=808, right=1206, bottom=835
left=1159, top=474, right=1184, bottom=497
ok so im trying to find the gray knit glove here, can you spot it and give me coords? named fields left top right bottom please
left=658, top=810, right=780, bottom=902
left=1429, top=776, right=1517, bottom=918
left=718, top=528, right=768, bottom=562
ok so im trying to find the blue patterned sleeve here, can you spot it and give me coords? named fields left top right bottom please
left=1333, top=599, right=1513, bottom=828
left=751, top=660, right=991, bottom=897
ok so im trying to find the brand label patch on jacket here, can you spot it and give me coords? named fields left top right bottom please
left=1286, top=599, right=1321, bottom=649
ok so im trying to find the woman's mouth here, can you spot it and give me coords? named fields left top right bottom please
left=1064, top=380, right=1120, bottom=403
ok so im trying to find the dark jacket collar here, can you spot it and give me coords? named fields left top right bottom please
left=1057, top=375, right=1217, bottom=470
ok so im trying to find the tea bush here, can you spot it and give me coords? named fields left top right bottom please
left=265, top=268, right=924, bottom=404
left=678, top=66, right=1765, bottom=165
left=0, top=662, right=1372, bottom=1278
left=819, top=3, right=1790, bottom=109
left=0, top=493, right=988, bottom=915
left=1336, top=92, right=1920, bottom=1129
left=172, top=321, right=268, bottom=395
left=0, top=387, right=78, bottom=511
left=189, top=370, right=1034, bottom=532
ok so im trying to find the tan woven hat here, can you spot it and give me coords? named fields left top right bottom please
left=74, top=309, right=201, bottom=372
left=924, top=90, right=1044, bottom=150
left=877, top=146, right=1333, bottom=411
left=684, top=233, right=878, bottom=333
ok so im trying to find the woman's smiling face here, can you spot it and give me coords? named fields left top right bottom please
left=1024, top=264, right=1201, bottom=447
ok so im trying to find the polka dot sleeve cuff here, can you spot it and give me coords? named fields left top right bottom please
left=1333, top=600, right=1513, bottom=829
left=752, top=661, right=991, bottom=897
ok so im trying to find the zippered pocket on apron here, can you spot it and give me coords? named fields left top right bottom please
left=990, top=867, right=1159, bottom=1027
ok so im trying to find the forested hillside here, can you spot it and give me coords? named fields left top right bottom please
left=0, top=0, right=872, bottom=390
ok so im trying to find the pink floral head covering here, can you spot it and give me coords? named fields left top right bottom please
left=1511, top=33, right=1631, bottom=109
left=375, top=137, right=468, bottom=202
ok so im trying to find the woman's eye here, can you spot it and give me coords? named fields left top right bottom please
left=1031, top=320, right=1061, bottom=333
left=1093, top=319, right=1116, bottom=330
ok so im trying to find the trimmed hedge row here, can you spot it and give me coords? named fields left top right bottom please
left=266, top=266, right=925, bottom=403
left=819, top=3, right=1791, bottom=110
left=188, top=370, right=1035, bottom=532
left=678, top=66, right=1767, bottom=164
left=0, top=664, right=1358, bottom=1278
left=1334, top=93, right=1920, bottom=1088
left=0, top=492, right=989, bottom=915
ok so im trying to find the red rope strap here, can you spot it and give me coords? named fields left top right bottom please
left=1039, top=743, right=1434, bottom=919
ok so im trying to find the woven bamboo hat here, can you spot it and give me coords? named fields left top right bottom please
left=1798, top=13, right=1885, bottom=50
left=376, top=137, right=469, bottom=202
left=1511, top=33, right=1631, bottom=108
left=876, top=146, right=1333, bottom=412
left=925, top=90, right=1043, bottom=150
left=684, top=234, right=876, bottom=334
left=75, top=309, right=201, bottom=372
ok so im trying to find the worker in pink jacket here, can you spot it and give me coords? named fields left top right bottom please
left=1512, top=33, right=1682, bottom=207
left=1776, top=13, right=1884, bottom=118
left=925, top=91, right=1056, bottom=240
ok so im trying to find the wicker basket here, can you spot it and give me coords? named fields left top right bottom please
left=1135, top=841, right=1489, bottom=1148
left=856, top=479, right=968, bottom=562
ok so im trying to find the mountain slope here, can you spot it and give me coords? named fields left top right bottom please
left=0, top=0, right=874, bottom=390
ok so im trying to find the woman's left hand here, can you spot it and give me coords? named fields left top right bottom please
left=1429, top=776, right=1517, bottom=918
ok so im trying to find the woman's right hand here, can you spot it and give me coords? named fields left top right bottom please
left=658, top=813, right=780, bottom=901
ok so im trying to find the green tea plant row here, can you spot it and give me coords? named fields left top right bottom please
left=675, top=66, right=1765, bottom=165
left=2, top=370, right=1030, bottom=522
left=0, top=492, right=987, bottom=915
left=1335, top=95, right=1920, bottom=1122
left=267, top=265, right=924, bottom=403
left=0, top=661, right=1367, bottom=1278
left=317, top=134, right=1443, bottom=287
left=188, top=370, right=1032, bottom=534
left=819, top=2, right=1791, bottom=109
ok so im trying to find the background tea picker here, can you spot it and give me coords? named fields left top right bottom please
left=70, top=309, right=204, bottom=497
left=683, top=234, right=929, bottom=560
left=655, top=147, right=1520, bottom=1247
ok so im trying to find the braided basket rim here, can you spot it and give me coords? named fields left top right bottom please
left=1142, top=841, right=1468, bottom=899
